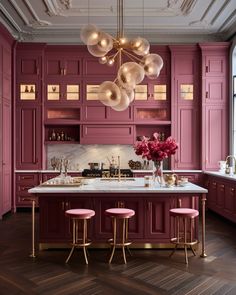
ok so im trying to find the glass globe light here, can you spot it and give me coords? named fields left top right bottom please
left=125, top=88, right=135, bottom=103
left=117, top=62, right=144, bottom=90
left=80, top=24, right=99, bottom=45
left=87, top=44, right=108, bottom=57
left=98, top=81, right=121, bottom=107
left=130, top=37, right=150, bottom=56
left=96, top=32, right=113, bottom=53
left=111, top=89, right=130, bottom=111
left=145, top=64, right=160, bottom=79
left=141, top=53, right=163, bottom=71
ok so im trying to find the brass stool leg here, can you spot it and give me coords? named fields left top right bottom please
left=122, top=218, right=127, bottom=264
left=66, top=219, right=76, bottom=263
left=125, top=218, right=132, bottom=256
left=109, top=217, right=116, bottom=264
left=170, top=216, right=179, bottom=258
left=30, top=199, right=36, bottom=258
left=184, top=218, right=188, bottom=264
left=83, top=219, right=88, bottom=265
left=190, top=217, right=196, bottom=256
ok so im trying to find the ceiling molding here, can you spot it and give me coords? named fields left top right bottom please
left=1, top=0, right=236, bottom=43
left=210, top=0, right=230, bottom=26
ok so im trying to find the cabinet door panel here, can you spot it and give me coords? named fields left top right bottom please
left=145, top=197, right=170, bottom=240
left=94, top=197, right=118, bottom=240
left=83, top=105, right=107, bottom=121
left=205, top=56, right=225, bottom=77
left=2, top=99, right=11, bottom=214
left=204, top=78, right=226, bottom=104
left=39, top=197, right=65, bottom=241
left=205, top=106, right=227, bottom=170
left=16, top=106, right=42, bottom=169
left=224, top=185, right=236, bottom=218
left=175, top=106, right=199, bottom=169
left=17, top=53, right=41, bottom=77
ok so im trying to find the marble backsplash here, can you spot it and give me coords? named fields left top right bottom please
left=46, top=144, right=144, bottom=171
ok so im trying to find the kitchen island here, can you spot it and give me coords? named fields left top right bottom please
left=29, top=178, right=207, bottom=257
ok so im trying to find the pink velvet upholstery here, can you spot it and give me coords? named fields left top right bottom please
left=105, top=208, right=135, bottom=219
left=65, top=209, right=95, bottom=219
left=170, top=208, right=199, bottom=218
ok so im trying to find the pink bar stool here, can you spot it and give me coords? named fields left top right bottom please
left=65, top=209, right=95, bottom=264
left=105, top=208, right=135, bottom=264
left=169, top=208, right=199, bottom=264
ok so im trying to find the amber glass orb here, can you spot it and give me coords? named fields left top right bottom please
left=117, top=62, right=144, bottom=89
left=96, top=32, right=113, bottom=53
left=130, top=37, right=150, bottom=56
left=80, top=24, right=99, bottom=45
left=111, top=89, right=130, bottom=111
left=98, top=81, right=121, bottom=106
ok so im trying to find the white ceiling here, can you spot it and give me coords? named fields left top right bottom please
left=0, top=0, right=236, bottom=44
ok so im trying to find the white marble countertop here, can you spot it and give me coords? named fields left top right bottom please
left=132, top=170, right=203, bottom=173
left=28, top=178, right=207, bottom=194
left=204, top=171, right=236, bottom=181
left=15, top=170, right=82, bottom=173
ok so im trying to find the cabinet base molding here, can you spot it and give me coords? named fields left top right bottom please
left=39, top=242, right=199, bottom=250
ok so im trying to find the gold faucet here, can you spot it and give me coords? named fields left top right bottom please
left=225, top=155, right=236, bottom=174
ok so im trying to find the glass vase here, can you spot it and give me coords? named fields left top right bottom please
left=153, top=160, right=165, bottom=186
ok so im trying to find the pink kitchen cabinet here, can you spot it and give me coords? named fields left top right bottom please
left=200, top=43, right=229, bottom=170
left=80, top=125, right=134, bottom=144
left=16, top=44, right=43, bottom=79
left=145, top=197, right=171, bottom=241
left=15, top=173, right=39, bottom=207
left=0, top=25, right=13, bottom=219
left=45, top=52, right=81, bottom=79
left=205, top=175, right=236, bottom=223
left=170, top=45, right=201, bottom=170
left=94, top=196, right=144, bottom=241
left=16, top=106, right=42, bottom=169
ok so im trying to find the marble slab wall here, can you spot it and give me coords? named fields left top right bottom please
left=46, top=144, right=143, bottom=171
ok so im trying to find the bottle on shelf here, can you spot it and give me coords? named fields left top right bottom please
left=51, top=129, right=56, bottom=141
left=61, top=131, right=65, bottom=141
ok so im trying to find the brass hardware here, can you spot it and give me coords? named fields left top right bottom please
left=148, top=202, right=151, bottom=211
left=220, top=184, right=225, bottom=189
left=65, top=201, right=69, bottom=209
left=22, top=186, right=32, bottom=190
left=62, top=201, right=65, bottom=210
left=231, top=188, right=235, bottom=192
left=212, top=182, right=217, bottom=187
left=206, top=65, right=208, bottom=73
left=206, top=91, right=208, bottom=98
left=177, top=198, right=182, bottom=208
left=22, top=176, right=33, bottom=180
left=36, top=67, right=39, bottom=75
left=60, top=68, right=63, bottom=75
left=63, top=68, right=67, bottom=75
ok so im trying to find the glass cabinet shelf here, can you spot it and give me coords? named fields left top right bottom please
left=154, top=85, right=167, bottom=100
left=66, top=85, right=79, bottom=100
left=180, top=84, right=193, bottom=100
left=47, top=84, right=60, bottom=100
left=86, top=85, right=99, bottom=100
left=134, top=85, right=148, bottom=100
left=20, top=84, right=36, bottom=100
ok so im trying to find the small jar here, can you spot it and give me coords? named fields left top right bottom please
left=144, top=176, right=152, bottom=187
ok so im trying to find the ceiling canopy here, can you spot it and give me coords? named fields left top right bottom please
left=0, top=0, right=235, bottom=44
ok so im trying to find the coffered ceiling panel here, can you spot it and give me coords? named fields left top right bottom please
left=0, top=0, right=235, bottom=43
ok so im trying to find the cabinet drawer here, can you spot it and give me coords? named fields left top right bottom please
left=16, top=173, right=39, bottom=184
left=81, top=125, right=134, bottom=144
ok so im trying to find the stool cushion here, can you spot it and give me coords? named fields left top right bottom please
left=65, top=209, right=95, bottom=219
left=105, top=208, right=135, bottom=218
left=170, top=208, right=199, bottom=218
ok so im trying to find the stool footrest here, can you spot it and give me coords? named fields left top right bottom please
left=171, top=237, right=198, bottom=246
left=71, top=239, right=92, bottom=247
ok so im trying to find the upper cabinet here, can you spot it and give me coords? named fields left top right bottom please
left=16, top=51, right=42, bottom=79
left=170, top=45, right=200, bottom=170
left=199, top=43, right=230, bottom=170
left=45, top=52, right=82, bottom=79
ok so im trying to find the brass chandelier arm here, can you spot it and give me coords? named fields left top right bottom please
left=122, top=49, right=142, bottom=62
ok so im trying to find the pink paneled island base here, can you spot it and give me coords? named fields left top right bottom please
left=29, top=178, right=207, bottom=257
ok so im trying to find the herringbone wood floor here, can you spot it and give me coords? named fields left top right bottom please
left=0, top=210, right=236, bottom=295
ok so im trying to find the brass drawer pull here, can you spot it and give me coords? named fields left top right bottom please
left=231, top=188, right=235, bottom=192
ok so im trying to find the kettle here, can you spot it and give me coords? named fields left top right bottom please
left=164, top=173, right=178, bottom=187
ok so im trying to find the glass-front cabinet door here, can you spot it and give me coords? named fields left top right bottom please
left=45, top=81, right=80, bottom=103
left=17, top=81, right=41, bottom=103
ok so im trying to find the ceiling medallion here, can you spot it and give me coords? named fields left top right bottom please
left=80, top=0, right=163, bottom=111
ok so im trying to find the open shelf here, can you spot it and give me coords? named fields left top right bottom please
left=45, top=125, right=80, bottom=143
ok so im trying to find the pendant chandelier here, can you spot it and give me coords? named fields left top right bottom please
left=80, top=0, right=163, bottom=111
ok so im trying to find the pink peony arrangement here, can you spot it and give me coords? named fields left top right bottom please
left=134, top=132, right=178, bottom=161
